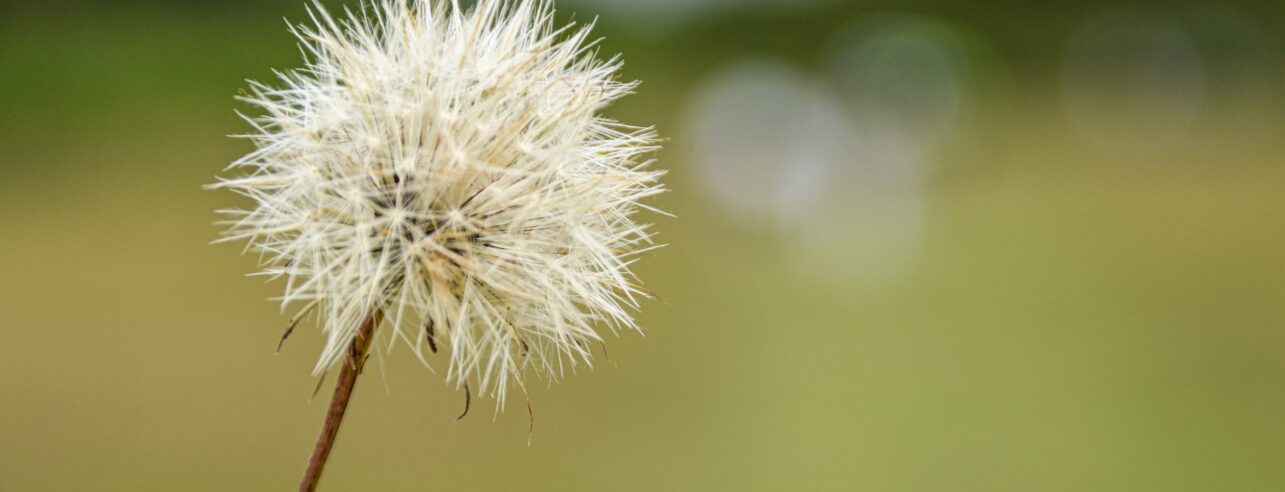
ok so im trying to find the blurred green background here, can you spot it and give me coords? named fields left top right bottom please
left=1, top=0, right=1282, bottom=490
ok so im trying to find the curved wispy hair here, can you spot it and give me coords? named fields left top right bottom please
left=211, top=0, right=663, bottom=406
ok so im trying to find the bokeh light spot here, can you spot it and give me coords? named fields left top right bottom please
left=684, top=59, right=850, bottom=225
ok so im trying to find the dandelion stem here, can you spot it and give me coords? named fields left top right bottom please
left=299, top=313, right=379, bottom=492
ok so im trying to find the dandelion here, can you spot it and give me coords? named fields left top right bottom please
left=208, top=0, right=663, bottom=489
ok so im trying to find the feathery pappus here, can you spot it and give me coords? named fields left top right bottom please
left=210, top=0, right=664, bottom=408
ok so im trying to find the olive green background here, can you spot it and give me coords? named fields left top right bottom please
left=0, top=1, right=1282, bottom=490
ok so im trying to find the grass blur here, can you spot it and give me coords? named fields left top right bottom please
left=1, top=1, right=1282, bottom=490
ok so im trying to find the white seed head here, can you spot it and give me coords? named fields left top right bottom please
left=210, top=0, right=663, bottom=406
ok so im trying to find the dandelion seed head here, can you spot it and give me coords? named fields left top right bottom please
left=211, top=0, right=663, bottom=406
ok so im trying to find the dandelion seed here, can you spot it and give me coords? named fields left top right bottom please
left=208, top=1, right=663, bottom=489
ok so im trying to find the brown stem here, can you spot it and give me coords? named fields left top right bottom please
left=298, top=313, right=379, bottom=492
